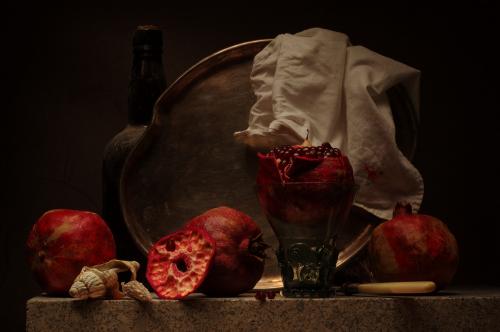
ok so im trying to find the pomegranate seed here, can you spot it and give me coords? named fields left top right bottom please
left=255, top=291, right=266, bottom=301
left=266, top=291, right=276, bottom=299
left=268, top=141, right=344, bottom=173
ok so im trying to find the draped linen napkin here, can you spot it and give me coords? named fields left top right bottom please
left=234, top=28, right=423, bottom=220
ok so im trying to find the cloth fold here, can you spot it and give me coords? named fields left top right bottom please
left=234, top=28, right=424, bottom=220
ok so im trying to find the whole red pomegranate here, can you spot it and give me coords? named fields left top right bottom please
left=368, top=203, right=459, bottom=289
left=26, top=209, right=116, bottom=294
left=257, top=142, right=355, bottom=224
left=185, top=207, right=268, bottom=296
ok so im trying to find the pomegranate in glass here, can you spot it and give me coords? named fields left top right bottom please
left=256, top=141, right=356, bottom=297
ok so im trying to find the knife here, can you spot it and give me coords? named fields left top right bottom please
left=340, top=281, right=437, bottom=295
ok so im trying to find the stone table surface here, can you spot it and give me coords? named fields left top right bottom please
left=27, top=288, right=500, bottom=332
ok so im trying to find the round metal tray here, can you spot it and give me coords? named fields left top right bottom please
left=120, top=40, right=417, bottom=290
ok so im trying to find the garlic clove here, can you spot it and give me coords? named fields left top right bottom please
left=122, top=280, right=152, bottom=302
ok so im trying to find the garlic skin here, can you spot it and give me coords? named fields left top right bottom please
left=122, top=280, right=152, bottom=302
left=69, top=259, right=149, bottom=301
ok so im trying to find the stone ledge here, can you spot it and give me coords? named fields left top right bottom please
left=27, top=289, right=500, bottom=332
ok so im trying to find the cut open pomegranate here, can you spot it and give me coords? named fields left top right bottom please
left=257, top=142, right=355, bottom=225
left=258, top=142, right=353, bottom=184
left=146, top=227, right=215, bottom=299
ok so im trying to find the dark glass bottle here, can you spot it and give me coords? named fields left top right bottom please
left=102, top=25, right=166, bottom=278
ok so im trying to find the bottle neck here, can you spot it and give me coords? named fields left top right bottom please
left=128, top=49, right=166, bottom=125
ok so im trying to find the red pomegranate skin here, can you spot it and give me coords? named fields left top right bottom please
left=257, top=143, right=355, bottom=225
left=185, top=207, right=266, bottom=296
left=26, top=209, right=116, bottom=294
left=369, top=204, right=459, bottom=289
left=257, top=147, right=354, bottom=185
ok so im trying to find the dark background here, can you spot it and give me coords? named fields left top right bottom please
left=1, top=2, right=497, bottom=331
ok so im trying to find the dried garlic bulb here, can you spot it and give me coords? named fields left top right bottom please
left=69, top=267, right=121, bottom=299
left=69, top=259, right=150, bottom=301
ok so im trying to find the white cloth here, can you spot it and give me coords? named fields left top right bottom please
left=234, top=28, right=424, bottom=220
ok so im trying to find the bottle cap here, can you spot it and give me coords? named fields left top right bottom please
left=133, top=25, right=163, bottom=51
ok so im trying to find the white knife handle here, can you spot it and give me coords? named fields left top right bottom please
left=355, top=281, right=436, bottom=294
